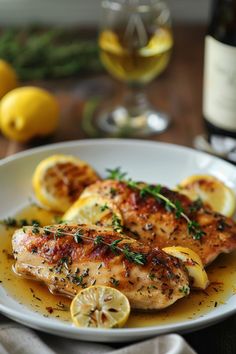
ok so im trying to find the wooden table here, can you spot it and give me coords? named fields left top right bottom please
left=0, top=24, right=235, bottom=354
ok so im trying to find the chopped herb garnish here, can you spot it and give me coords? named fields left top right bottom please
left=0, top=217, right=17, bottom=227
left=179, top=285, right=190, bottom=295
left=189, top=198, right=203, bottom=213
left=112, top=214, right=123, bottom=233
left=72, top=275, right=84, bottom=285
left=19, top=219, right=28, bottom=227
left=32, top=224, right=40, bottom=234
left=60, top=257, right=69, bottom=265
left=188, top=221, right=206, bottom=240
left=148, top=273, right=156, bottom=280
left=82, top=268, right=89, bottom=277
left=100, top=203, right=109, bottom=212
left=0, top=218, right=41, bottom=228
left=31, top=220, right=41, bottom=227
left=109, top=187, right=117, bottom=197
left=110, top=277, right=120, bottom=287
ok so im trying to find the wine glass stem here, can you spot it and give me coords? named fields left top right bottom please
left=124, top=84, right=149, bottom=118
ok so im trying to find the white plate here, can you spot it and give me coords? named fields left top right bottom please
left=0, top=139, right=236, bottom=343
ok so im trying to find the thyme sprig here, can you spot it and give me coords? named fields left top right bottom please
left=107, top=168, right=205, bottom=240
left=29, top=226, right=146, bottom=266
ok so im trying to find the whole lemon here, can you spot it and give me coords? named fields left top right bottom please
left=0, top=87, right=59, bottom=142
left=0, top=60, right=18, bottom=99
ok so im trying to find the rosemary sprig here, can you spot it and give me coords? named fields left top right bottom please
left=28, top=226, right=146, bottom=266
left=107, top=168, right=205, bottom=240
left=0, top=28, right=102, bottom=80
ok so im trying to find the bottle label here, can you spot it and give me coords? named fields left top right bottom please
left=203, top=36, right=236, bottom=131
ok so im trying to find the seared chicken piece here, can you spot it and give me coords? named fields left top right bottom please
left=81, top=180, right=236, bottom=265
left=12, top=224, right=189, bottom=310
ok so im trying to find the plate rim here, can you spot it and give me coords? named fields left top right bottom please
left=0, top=138, right=236, bottom=338
left=0, top=138, right=234, bottom=170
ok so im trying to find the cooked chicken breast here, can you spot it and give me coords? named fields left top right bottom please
left=12, top=224, right=189, bottom=310
left=81, top=180, right=236, bottom=265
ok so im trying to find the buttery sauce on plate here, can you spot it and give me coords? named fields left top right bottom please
left=0, top=204, right=236, bottom=327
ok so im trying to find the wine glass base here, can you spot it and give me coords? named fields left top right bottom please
left=95, top=106, right=170, bottom=137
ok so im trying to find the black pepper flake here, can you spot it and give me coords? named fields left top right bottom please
left=46, top=306, right=54, bottom=314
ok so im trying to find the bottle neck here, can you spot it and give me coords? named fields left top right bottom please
left=208, top=0, right=236, bottom=45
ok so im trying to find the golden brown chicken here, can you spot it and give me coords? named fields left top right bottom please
left=12, top=224, right=189, bottom=310
left=80, top=180, right=236, bottom=265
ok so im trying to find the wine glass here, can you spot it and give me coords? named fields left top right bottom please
left=96, top=0, right=173, bottom=137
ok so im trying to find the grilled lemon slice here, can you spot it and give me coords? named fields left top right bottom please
left=63, top=195, right=123, bottom=231
left=163, top=246, right=209, bottom=289
left=32, top=154, right=99, bottom=213
left=177, top=174, right=236, bottom=217
left=70, top=285, right=130, bottom=328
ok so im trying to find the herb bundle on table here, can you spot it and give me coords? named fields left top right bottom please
left=0, top=28, right=102, bottom=80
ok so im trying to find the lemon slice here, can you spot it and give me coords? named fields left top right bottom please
left=99, top=30, right=126, bottom=55
left=163, top=246, right=209, bottom=289
left=177, top=174, right=236, bottom=217
left=70, top=285, right=130, bottom=328
left=32, top=155, right=99, bottom=213
left=63, top=195, right=123, bottom=231
left=139, top=28, right=173, bottom=56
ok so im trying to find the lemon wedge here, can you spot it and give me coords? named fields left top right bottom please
left=177, top=174, right=236, bottom=217
left=63, top=195, right=123, bottom=231
left=163, top=246, right=209, bottom=289
left=70, top=285, right=130, bottom=328
left=32, top=155, right=99, bottom=213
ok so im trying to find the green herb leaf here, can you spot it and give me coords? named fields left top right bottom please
left=106, top=167, right=127, bottom=181
left=94, top=235, right=104, bottom=245
left=123, top=246, right=146, bottom=265
left=112, top=214, right=123, bottom=233
left=110, top=239, right=122, bottom=253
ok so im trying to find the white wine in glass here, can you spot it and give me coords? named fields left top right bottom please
left=97, top=0, right=173, bottom=137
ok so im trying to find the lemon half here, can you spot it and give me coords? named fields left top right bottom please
left=70, top=285, right=130, bottom=328
left=163, top=246, right=209, bottom=289
left=32, top=155, right=99, bottom=213
left=177, top=174, right=236, bottom=217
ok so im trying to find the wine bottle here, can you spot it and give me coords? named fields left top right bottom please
left=203, top=0, right=236, bottom=146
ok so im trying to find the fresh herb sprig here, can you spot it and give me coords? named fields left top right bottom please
left=107, top=168, right=205, bottom=240
left=29, top=226, right=146, bottom=266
